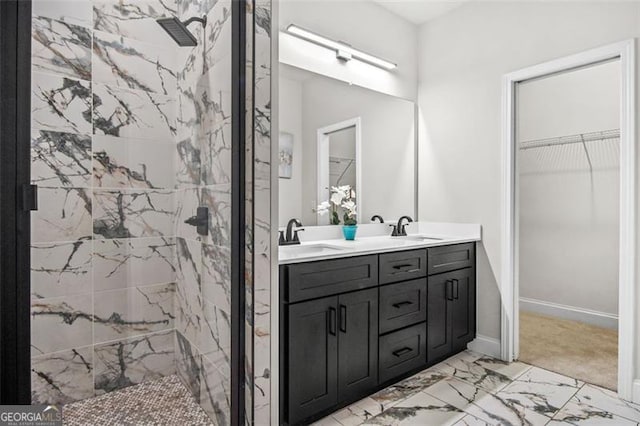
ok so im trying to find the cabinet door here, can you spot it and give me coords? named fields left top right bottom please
left=288, top=296, right=338, bottom=424
left=427, top=273, right=453, bottom=363
left=337, top=288, right=378, bottom=402
left=450, top=268, right=476, bottom=352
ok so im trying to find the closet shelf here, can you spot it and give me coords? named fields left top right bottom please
left=329, top=156, right=355, bottom=185
left=519, top=129, right=620, bottom=150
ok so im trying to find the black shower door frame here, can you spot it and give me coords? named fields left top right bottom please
left=0, top=0, right=33, bottom=405
left=231, top=0, right=248, bottom=424
left=0, top=1, right=249, bottom=422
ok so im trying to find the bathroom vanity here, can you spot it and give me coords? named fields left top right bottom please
left=277, top=31, right=480, bottom=424
left=278, top=229, right=479, bottom=425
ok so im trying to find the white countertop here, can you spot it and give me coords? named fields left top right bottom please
left=278, top=222, right=481, bottom=265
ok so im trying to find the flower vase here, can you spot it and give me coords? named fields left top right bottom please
left=342, top=225, right=358, bottom=241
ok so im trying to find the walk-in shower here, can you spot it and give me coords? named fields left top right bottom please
left=0, top=0, right=273, bottom=424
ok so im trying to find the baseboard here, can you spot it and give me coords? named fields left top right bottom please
left=631, top=379, right=640, bottom=404
left=520, top=297, right=618, bottom=330
left=467, top=334, right=501, bottom=358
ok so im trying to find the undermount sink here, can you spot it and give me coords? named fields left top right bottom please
left=279, top=243, right=347, bottom=255
left=402, top=235, right=444, bottom=242
left=338, top=237, right=417, bottom=248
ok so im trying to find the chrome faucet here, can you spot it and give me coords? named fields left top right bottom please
left=279, top=218, right=305, bottom=245
left=389, top=216, right=413, bottom=237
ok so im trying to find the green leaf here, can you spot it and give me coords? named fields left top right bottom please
left=331, top=211, right=340, bottom=225
left=343, top=212, right=357, bottom=226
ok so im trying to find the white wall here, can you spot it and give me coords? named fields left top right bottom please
left=416, top=1, right=640, bottom=343
left=278, top=76, right=303, bottom=227
left=279, top=0, right=418, bottom=101
left=518, top=61, right=621, bottom=140
left=300, top=74, right=415, bottom=226
left=518, top=61, right=620, bottom=317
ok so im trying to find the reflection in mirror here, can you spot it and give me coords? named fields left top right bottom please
left=317, top=119, right=360, bottom=225
left=328, top=127, right=355, bottom=190
left=278, top=63, right=416, bottom=227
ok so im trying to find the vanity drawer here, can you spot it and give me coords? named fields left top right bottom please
left=285, top=255, right=378, bottom=303
left=428, top=243, right=475, bottom=275
left=379, top=279, right=427, bottom=334
left=378, top=323, right=427, bottom=384
left=379, top=249, right=427, bottom=284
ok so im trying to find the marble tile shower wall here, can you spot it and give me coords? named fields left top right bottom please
left=29, top=0, right=232, bottom=419
left=251, top=0, right=273, bottom=423
left=172, top=0, right=233, bottom=424
left=30, top=0, right=179, bottom=405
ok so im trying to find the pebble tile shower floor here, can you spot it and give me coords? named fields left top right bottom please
left=62, top=350, right=640, bottom=425
left=63, top=375, right=213, bottom=426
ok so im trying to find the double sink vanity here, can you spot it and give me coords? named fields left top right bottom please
left=278, top=32, right=480, bottom=424
left=278, top=223, right=481, bottom=425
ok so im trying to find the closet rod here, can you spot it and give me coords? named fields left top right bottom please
left=329, top=156, right=355, bottom=163
left=519, top=129, right=620, bottom=150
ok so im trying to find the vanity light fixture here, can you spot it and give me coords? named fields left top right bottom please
left=286, top=24, right=397, bottom=71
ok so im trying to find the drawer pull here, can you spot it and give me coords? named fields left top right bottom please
left=392, top=301, right=413, bottom=309
left=328, top=307, right=336, bottom=336
left=446, top=280, right=454, bottom=301
left=392, top=264, right=420, bottom=273
left=392, top=347, right=413, bottom=357
left=453, top=279, right=459, bottom=300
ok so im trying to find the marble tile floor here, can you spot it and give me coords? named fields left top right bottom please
left=314, top=350, right=640, bottom=426
left=59, top=349, right=640, bottom=426
left=63, top=374, right=214, bottom=426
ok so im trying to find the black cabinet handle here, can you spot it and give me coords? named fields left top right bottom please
left=339, top=304, right=347, bottom=333
left=393, top=263, right=413, bottom=269
left=392, top=263, right=420, bottom=274
left=453, top=279, right=459, bottom=300
left=392, top=301, right=413, bottom=309
left=446, top=280, right=453, bottom=301
left=392, top=347, right=413, bottom=357
left=328, top=307, right=336, bottom=336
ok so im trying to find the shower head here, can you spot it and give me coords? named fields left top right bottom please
left=157, top=15, right=207, bottom=47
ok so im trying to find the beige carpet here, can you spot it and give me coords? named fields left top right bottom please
left=519, top=311, right=618, bottom=390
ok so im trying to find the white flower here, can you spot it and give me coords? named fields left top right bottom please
left=316, top=201, right=331, bottom=216
left=331, top=186, right=347, bottom=199
left=342, top=200, right=357, bottom=218
left=330, top=191, right=344, bottom=206
left=337, top=185, right=351, bottom=195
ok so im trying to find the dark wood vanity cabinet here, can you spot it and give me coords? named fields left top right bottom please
left=286, top=288, right=378, bottom=423
left=287, top=297, right=338, bottom=420
left=337, top=288, right=379, bottom=401
left=426, top=267, right=476, bottom=363
left=281, top=242, right=476, bottom=425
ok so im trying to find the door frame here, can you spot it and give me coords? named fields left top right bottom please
left=316, top=117, right=362, bottom=224
left=0, top=0, right=32, bottom=404
left=500, top=39, right=636, bottom=401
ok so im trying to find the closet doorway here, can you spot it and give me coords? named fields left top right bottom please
left=516, top=60, right=620, bottom=390
left=501, top=39, right=636, bottom=400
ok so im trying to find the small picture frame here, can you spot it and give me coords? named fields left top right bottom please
left=279, top=132, right=293, bottom=179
